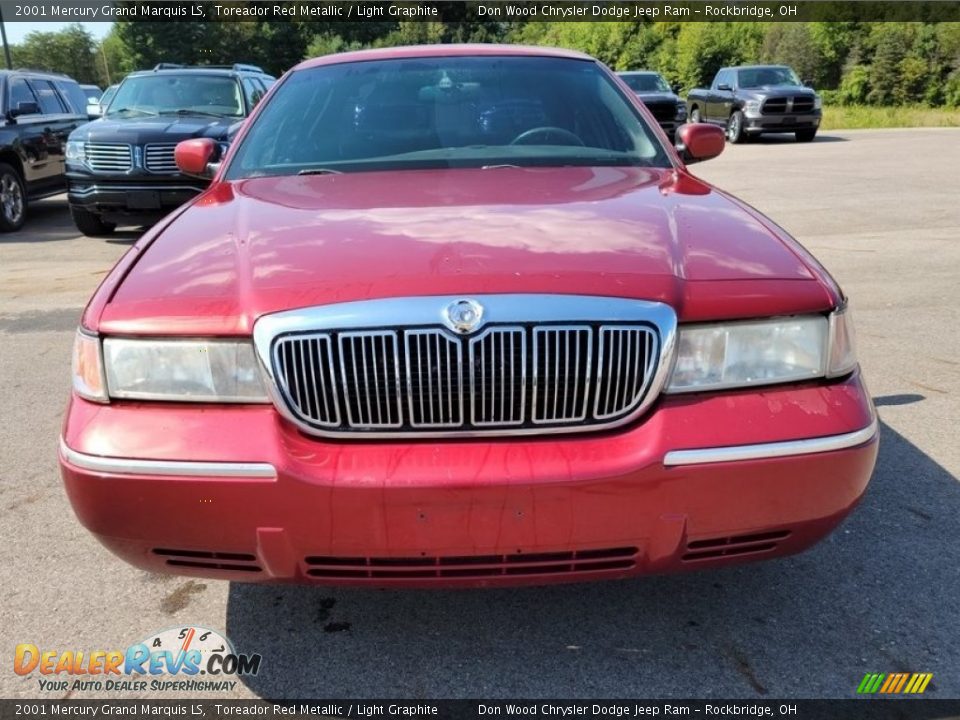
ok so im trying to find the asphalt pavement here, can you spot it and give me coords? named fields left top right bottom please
left=1, top=128, right=958, bottom=700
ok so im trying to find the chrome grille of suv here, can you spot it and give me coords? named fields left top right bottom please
left=144, top=143, right=178, bottom=173
left=85, top=143, right=132, bottom=172
left=255, top=295, right=676, bottom=438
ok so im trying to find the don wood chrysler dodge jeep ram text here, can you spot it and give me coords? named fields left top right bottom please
left=60, top=46, right=878, bottom=587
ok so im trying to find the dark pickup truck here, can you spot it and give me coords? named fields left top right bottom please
left=686, top=65, right=821, bottom=143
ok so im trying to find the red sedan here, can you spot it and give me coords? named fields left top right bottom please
left=60, top=45, right=877, bottom=587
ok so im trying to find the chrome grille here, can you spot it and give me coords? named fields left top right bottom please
left=85, top=143, right=132, bottom=172
left=144, top=143, right=178, bottom=173
left=257, top=295, right=676, bottom=438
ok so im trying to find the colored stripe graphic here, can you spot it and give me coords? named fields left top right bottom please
left=857, top=672, right=932, bottom=694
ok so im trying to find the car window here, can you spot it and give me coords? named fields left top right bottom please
left=8, top=78, right=40, bottom=114
left=621, top=74, right=670, bottom=93
left=28, top=79, right=67, bottom=114
left=738, top=67, right=801, bottom=89
left=227, top=56, right=670, bottom=179
left=54, top=80, right=89, bottom=115
left=241, top=78, right=264, bottom=110
left=108, top=74, right=243, bottom=117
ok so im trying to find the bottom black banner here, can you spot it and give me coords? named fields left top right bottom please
left=2, top=700, right=960, bottom=720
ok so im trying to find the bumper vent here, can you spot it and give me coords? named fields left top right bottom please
left=304, top=547, right=637, bottom=580
left=152, top=548, right=262, bottom=572
left=682, top=530, right=791, bottom=562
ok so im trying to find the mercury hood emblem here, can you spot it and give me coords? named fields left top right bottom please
left=445, top=299, right=484, bottom=334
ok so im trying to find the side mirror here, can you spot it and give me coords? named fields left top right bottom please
left=802, top=78, right=814, bottom=87
left=12, top=100, right=41, bottom=117
left=175, top=138, right=220, bottom=178
left=676, top=124, right=725, bottom=164
left=717, top=83, right=732, bottom=92
left=672, top=84, right=682, bottom=95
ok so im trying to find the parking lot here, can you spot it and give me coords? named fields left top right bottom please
left=2, top=128, right=959, bottom=699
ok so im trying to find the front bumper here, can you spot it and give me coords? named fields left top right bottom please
left=744, top=112, right=821, bottom=134
left=66, top=171, right=205, bottom=223
left=60, top=372, right=878, bottom=587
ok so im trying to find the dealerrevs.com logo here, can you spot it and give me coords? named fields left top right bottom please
left=14, top=626, right=261, bottom=693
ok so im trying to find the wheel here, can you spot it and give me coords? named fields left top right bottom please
left=70, top=206, right=116, bottom=237
left=726, top=111, right=747, bottom=144
left=0, top=163, right=27, bottom=232
left=796, top=128, right=817, bottom=143
left=510, top=126, right=584, bottom=146
left=690, top=107, right=701, bottom=124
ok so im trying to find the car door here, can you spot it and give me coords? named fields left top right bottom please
left=5, top=76, right=52, bottom=193
left=26, top=78, right=79, bottom=192
left=709, top=71, right=732, bottom=124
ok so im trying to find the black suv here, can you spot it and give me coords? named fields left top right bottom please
left=65, top=63, right=275, bottom=236
left=0, top=69, right=91, bottom=232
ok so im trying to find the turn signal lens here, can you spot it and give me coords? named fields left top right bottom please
left=72, top=330, right=107, bottom=403
left=827, top=305, right=858, bottom=377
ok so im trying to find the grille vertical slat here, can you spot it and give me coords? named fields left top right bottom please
left=271, top=320, right=658, bottom=435
left=593, top=326, right=659, bottom=421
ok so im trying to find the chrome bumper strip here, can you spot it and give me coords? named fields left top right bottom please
left=59, top=439, right=276, bottom=479
left=663, top=415, right=879, bottom=467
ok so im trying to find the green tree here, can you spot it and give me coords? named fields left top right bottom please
left=11, top=24, right=100, bottom=84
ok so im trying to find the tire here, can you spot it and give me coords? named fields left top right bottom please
left=690, top=106, right=702, bottom=124
left=726, top=111, right=747, bottom=144
left=0, top=163, right=27, bottom=232
left=70, top=206, right=116, bottom=237
left=796, top=128, right=817, bottom=143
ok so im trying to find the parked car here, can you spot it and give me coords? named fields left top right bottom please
left=64, top=63, right=275, bottom=236
left=61, top=45, right=877, bottom=587
left=98, top=83, right=118, bottom=115
left=80, top=83, right=103, bottom=117
left=617, top=70, right=685, bottom=140
left=687, top=65, right=822, bottom=143
left=0, top=69, right=91, bottom=231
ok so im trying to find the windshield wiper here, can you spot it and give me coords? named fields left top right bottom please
left=158, top=109, right=230, bottom=118
left=108, top=107, right=158, bottom=117
left=297, top=168, right=343, bottom=175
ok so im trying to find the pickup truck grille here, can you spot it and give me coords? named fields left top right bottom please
left=642, top=100, right=677, bottom=123
left=85, top=143, right=132, bottom=172
left=255, top=295, right=676, bottom=438
left=762, top=96, right=816, bottom=114
left=144, top=144, right=178, bottom=173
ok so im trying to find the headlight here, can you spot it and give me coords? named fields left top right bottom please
left=71, top=330, right=107, bottom=403
left=65, top=140, right=85, bottom=165
left=743, top=100, right=761, bottom=116
left=814, top=95, right=822, bottom=110
left=666, top=316, right=829, bottom=393
left=102, top=338, right=269, bottom=402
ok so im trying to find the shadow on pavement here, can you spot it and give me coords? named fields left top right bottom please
left=226, top=415, right=959, bottom=698
left=746, top=134, right=848, bottom=145
left=1, top=195, right=140, bottom=245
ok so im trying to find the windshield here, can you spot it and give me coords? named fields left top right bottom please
left=226, top=56, right=670, bottom=179
left=100, top=86, right=117, bottom=108
left=737, top=67, right=802, bottom=88
left=620, top=73, right=671, bottom=93
left=108, top=74, right=242, bottom=117
left=82, top=87, right=101, bottom=101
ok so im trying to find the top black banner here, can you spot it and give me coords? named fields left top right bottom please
left=1, top=0, right=959, bottom=23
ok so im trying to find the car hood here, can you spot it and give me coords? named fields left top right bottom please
left=72, top=114, right=237, bottom=144
left=741, top=85, right=817, bottom=98
left=99, top=166, right=835, bottom=335
left=635, top=92, right=681, bottom=104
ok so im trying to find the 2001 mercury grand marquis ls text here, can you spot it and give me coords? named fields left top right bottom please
left=60, top=45, right=878, bottom=587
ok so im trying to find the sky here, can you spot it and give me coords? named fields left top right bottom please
left=2, top=22, right=113, bottom=45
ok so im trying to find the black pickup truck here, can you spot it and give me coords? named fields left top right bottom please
left=686, top=65, right=821, bottom=143
left=0, top=69, right=91, bottom=232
